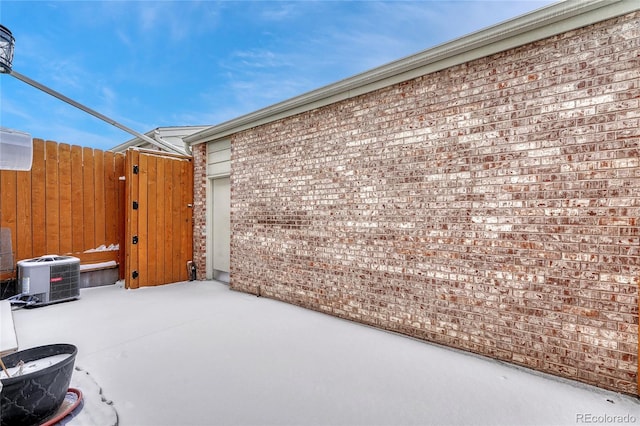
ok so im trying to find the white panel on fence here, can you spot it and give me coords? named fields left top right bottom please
left=0, top=127, right=32, bottom=171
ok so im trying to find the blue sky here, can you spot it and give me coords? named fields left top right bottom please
left=1, top=1, right=555, bottom=151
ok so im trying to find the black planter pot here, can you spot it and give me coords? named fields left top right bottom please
left=0, top=344, right=77, bottom=426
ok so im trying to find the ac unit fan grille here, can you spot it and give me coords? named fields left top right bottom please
left=49, top=263, right=80, bottom=301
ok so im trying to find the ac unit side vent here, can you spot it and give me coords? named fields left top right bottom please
left=33, top=293, right=47, bottom=303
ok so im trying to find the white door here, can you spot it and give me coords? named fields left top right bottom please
left=211, top=177, right=230, bottom=279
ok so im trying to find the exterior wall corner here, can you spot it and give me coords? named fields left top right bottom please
left=192, top=143, right=208, bottom=280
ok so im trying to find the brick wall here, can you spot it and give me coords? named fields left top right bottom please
left=192, top=142, right=208, bottom=280
left=195, top=12, right=639, bottom=395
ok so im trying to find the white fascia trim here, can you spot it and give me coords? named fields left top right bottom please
left=186, top=0, right=638, bottom=146
left=111, top=127, right=190, bottom=155
left=110, top=131, right=155, bottom=152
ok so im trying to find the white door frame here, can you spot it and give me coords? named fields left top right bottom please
left=207, top=175, right=231, bottom=282
left=206, top=139, right=231, bottom=282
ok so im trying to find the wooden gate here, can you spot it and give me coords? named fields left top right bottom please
left=124, top=149, right=193, bottom=289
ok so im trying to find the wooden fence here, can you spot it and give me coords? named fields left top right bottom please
left=0, top=139, right=125, bottom=279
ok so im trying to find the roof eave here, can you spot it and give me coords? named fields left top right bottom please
left=186, top=0, right=638, bottom=146
left=110, top=128, right=159, bottom=152
left=111, top=126, right=211, bottom=154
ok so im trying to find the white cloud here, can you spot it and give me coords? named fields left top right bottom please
left=229, top=49, right=290, bottom=69
left=0, top=97, right=33, bottom=122
left=135, top=2, right=222, bottom=42
left=115, top=29, right=133, bottom=49
left=259, top=3, right=302, bottom=21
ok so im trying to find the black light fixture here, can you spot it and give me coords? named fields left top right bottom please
left=0, top=26, right=33, bottom=171
left=0, top=24, right=185, bottom=155
left=0, top=25, right=15, bottom=73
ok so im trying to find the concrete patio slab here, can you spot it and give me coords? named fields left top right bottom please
left=10, top=281, right=639, bottom=425
left=0, top=300, right=17, bottom=356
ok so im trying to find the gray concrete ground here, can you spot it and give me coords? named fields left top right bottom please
left=11, top=281, right=639, bottom=426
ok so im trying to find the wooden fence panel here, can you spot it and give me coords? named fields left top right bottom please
left=0, top=139, right=125, bottom=277
left=170, top=161, right=182, bottom=282
left=94, top=152, right=106, bottom=246
left=15, top=168, right=32, bottom=261
left=163, top=157, right=173, bottom=284
left=138, top=152, right=149, bottom=288
left=104, top=151, right=118, bottom=246
left=31, top=140, right=46, bottom=258
left=115, top=153, right=126, bottom=280
left=45, top=141, right=60, bottom=254
left=71, top=145, right=84, bottom=253
left=155, top=157, right=166, bottom=285
left=0, top=171, right=17, bottom=269
left=125, top=149, right=139, bottom=288
left=82, top=147, right=95, bottom=252
left=147, top=155, right=158, bottom=286
left=58, top=143, right=73, bottom=255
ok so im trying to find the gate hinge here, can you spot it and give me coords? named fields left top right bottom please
left=132, top=235, right=138, bottom=245
left=132, top=270, right=139, bottom=279
left=132, top=201, right=139, bottom=210
left=133, top=165, right=139, bottom=174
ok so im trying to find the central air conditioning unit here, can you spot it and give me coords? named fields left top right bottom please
left=17, top=255, right=80, bottom=306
